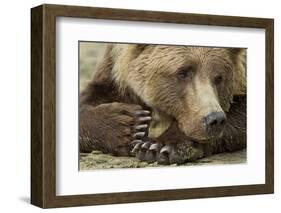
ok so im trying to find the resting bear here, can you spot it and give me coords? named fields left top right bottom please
left=79, top=44, right=246, bottom=165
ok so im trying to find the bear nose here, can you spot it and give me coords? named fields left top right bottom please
left=203, top=112, right=226, bottom=136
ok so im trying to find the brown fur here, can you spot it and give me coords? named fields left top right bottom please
left=79, top=44, right=246, bottom=163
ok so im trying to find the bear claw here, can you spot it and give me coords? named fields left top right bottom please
left=131, top=140, right=142, bottom=145
left=144, top=150, right=157, bottom=163
left=132, top=141, right=203, bottom=165
left=160, top=145, right=172, bottom=154
left=131, top=108, right=171, bottom=164
left=131, top=142, right=142, bottom=153
left=131, top=141, right=165, bottom=164
left=131, top=110, right=150, bottom=150
left=149, top=143, right=161, bottom=151
left=141, top=141, right=151, bottom=149
left=135, top=124, right=148, bottom=130
left=158, top=152, right=170, bottom=165
left=131, top=141, right=172, bottom=165
left=133, top=132, right=146, bottom=138
left=135, top=110, right=150, bottom=116
left=134, top=110, right=151, bottom=125
left=138, top=116, right=152, bottom=122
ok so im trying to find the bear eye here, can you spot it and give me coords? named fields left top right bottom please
left=177, top=66, right=194, bottom=80
left=214, top=75, right=223, bottom=85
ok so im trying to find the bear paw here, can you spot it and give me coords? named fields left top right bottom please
left=131, top=141, right=204, bottom=165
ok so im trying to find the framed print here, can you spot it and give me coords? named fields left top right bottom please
left=31, top=4, right=274, bottom=208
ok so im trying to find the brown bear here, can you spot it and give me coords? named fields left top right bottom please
left=79, top=44, right=246, bottom=165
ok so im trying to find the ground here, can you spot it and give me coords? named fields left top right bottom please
left=80, top=149, right=246, bottom=170
left=79, top=42, right=247, bottom=170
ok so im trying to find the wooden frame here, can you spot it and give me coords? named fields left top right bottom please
left=31, top=4, right=274, bottom=208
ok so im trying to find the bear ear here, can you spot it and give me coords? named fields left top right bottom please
left=229, top=48, right=243, bottom=54
left=230, top=48, right=247, bottom=96
left=131, top=44, right=150, bottom=58
left=228, top=48, right=245, bottom=59
left=135, top=44, right=148, bottom=51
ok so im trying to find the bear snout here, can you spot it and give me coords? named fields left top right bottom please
left=203, top=111, right=226, bottom=137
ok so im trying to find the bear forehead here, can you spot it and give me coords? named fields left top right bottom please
left=142, top=46, right=234, bottom=72
left=150, top=45, right=232, bottom=59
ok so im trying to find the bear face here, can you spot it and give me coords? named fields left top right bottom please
left=112, top=45, right=246, bottom=142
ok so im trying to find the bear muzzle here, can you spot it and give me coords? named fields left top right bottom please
left=177, top=110, right=227, bottom=142
left=203, top=111, right=226, bottom=137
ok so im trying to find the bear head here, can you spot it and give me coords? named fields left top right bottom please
left=111, top=44, right=246, bottom=142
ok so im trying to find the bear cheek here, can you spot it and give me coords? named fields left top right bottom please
left=176, top=113, right=203, bottom=139
left=144, top=82, right=178, bottom=113
left=216, top=75, right=234, bottom=112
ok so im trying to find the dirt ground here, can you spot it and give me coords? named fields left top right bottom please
left=80, top=149, right=246, bottom=170
left=79, top=42, right=247, bottom=170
